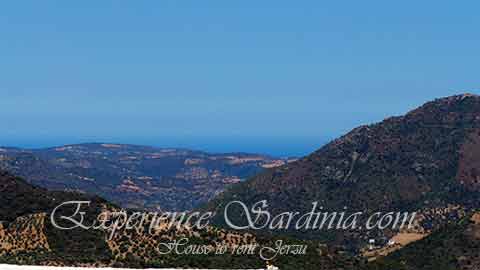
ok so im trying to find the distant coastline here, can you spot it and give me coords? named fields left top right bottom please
left=0, top=137, right=329, bottom=157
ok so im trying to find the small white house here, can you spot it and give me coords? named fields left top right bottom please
left=267, top=265, right=279, bottom=270
left=368, top=239, right=376, bottom=250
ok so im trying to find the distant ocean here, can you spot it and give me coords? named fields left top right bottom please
left=0, top=136, right=330, bottom=158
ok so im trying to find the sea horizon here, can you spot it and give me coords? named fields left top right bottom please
left=0, top=136, right=330, bottom=158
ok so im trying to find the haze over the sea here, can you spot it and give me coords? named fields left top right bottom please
left=1, top=1, right=478, bottom=156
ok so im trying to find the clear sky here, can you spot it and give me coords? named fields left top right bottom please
left=0, top=1, right=479, bottom=156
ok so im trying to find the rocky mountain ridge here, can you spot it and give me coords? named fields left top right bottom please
left=208, top=94, right=480, bottom=251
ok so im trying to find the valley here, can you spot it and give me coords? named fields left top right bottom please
left=0, top=143, right=293, bottom=211
left=1, top=94, right=480, bottom=269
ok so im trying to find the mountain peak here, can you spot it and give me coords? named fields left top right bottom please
left=404, top=93, right=480, bottom=123
left=425, top=93, right=479, bottom=105
left=432, top=93, right=479, bottom=104
left=209, top=94, right=480, bottom=241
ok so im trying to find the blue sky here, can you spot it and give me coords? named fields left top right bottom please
left=0, top=1, right=479, bottom=156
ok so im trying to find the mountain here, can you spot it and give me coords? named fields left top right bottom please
left=0, top=170, right=358, bottom=269
left=207, top=94, right=480, bottom=249
left=0, top=143, right=291, bottom=211
left=367, top=212, right=480, bottom=270
left=0, top=170, right=113, bottom=266
left=3, top=94, right=480, bottom=269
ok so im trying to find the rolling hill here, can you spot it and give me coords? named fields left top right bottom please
left=0, top=170, right=358, bottom=269
left=0, top=144, right=290, bottom=211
